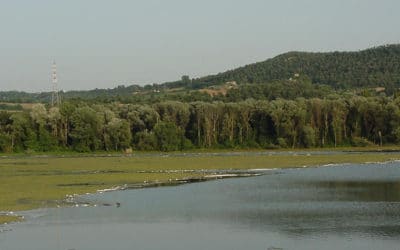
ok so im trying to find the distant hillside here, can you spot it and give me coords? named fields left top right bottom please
left=187, top=44, right=400, bottom=89
left=0, top=85, right=144, bottom=103
left=1, top=44, right=399, bottom=103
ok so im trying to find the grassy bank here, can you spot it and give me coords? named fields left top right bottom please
left=2, top=145, right=400, bottom=157
left=0, top=215, right=22, bottom=225
left=1, top=150, right=400, bottom=224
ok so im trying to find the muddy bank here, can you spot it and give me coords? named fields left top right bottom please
left=67, top=171, right=264, bottom=208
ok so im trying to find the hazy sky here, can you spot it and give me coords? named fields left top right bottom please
left=1, top=0, right=399, bottom=92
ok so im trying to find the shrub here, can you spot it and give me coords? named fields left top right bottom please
left=277, top=137, right=288, bottom=148
left=351, top=137, right=374, bottom=147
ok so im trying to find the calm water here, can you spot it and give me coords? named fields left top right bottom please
left=1, top=162, right=400, bottom=250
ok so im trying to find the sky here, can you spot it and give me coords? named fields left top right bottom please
left=0, top=0, right=399, bottom=92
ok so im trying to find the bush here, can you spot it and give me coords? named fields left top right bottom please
left=277, top=137, right=288, bottom=148
left=351, top=137, right=374, bottom=147
left=134, top=131, right=157, bottom=151
left=243, top=140, right=260, bottom=149
left=265, top=143, right=279, bottom=150
left=182, top=138, right=194, bottom=150
left=301, top=126, right=316, bottom=148
left=0, top=133, right=12, bottom=153
left=154, top=122, right=185, bottom=151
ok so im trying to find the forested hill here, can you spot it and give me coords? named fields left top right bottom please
left=188, top=44, right=400, bottom=89
left=1, top=44, right=400, bottom=104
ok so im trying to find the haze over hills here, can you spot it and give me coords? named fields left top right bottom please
left=1, top=44, right=400, bottom=103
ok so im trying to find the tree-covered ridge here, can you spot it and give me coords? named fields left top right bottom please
left=1, top=96, right=400, bottom=153
left=190, top=44, right=400, bottom=89
left=1, top=44, right=399, bottom=104
left=0, top=85, right=144, bottom=103
left=0, top=78, right=335, bottom=105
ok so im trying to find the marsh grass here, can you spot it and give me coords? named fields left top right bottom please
left=0, top=215, right=22, bottom=224
left=1, top=150, right=400, bottom=224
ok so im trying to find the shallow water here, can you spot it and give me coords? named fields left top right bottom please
left=1, top=162, right=400, bottom=250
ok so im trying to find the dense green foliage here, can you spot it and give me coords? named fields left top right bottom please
left=224, top=77, right=335, bottom=102
left=190, top=44, right=400, bottom=91
left=0, top=96, right=400, bottom=152
left=0, top=45, right=399, bottom=152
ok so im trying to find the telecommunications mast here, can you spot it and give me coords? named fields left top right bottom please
left=51, top=61, right=61, bottom=106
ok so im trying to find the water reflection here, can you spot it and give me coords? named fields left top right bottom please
left=1, top=162, right=400, bottom=250
left=215, top=163, right=400, bottom=238
left=300, top=180, right=400, bottom=202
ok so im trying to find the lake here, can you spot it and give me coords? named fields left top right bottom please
left=1, top=161, right=400, bottom=250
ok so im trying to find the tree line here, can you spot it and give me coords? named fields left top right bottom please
left=0, top=96, right=400, bottom=152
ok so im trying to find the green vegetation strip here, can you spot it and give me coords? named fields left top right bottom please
left=0, top=215, right=22, bottom=224
left=1, top=151, right=400, bottom=224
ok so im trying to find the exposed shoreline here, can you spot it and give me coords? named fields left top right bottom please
left=0, top=171, right=264, bottom=224
left=1, top=150, right=400, bottom=226
left=42, top=159, right=400, bottom=209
